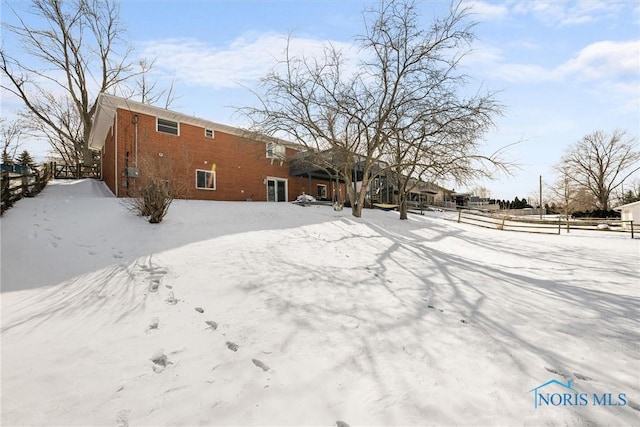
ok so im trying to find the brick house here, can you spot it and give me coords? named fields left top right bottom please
left=88, top=93, right=345, bottom=202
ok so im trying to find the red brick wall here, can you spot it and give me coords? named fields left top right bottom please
left=101, top=117, right=117, bottom=196
left=101, top=108, right=346, bottom=202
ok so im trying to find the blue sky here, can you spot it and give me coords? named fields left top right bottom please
left=2, top=0, right=639, bottom=200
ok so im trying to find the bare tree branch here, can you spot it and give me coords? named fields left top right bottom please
left=1, top=118, right=26, bottom=164
left=559, top=129, right=640, bottom=211
left=1, top=0, right=134, bottom=166
left=241, top=0, right=510, bottom=218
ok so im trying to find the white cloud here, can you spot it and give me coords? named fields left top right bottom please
left=469, top=39, right=639, bottom=85
left=558, top=40, right=640, bottom=81
left=462, top=1, right=509, bottom=20
left=512, top=1, right=623, bottom=27
left=140, top=33, right=358, bottom=90
left=495, top=63, right=556, bottom=82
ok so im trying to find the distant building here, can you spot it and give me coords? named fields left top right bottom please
left=614, top=200, right=640, bottom=230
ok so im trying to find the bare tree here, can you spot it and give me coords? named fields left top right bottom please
left=242, top=33, right=380, bottom=217
left=1, top=118, right=25, bottom=164
left=388, top=115, right=509, bottom=219
left=548, top=165, right=582, bottom=219
left=243, top=0, right=507, bottom=218
left=373, top=0, right=508, bottom=219
left=1, top=0, right=134, bottom=166
left=559, top=129, right=640, bottom=211
left=471, top=186, right=491, bottom=199
left=18, top=97, right=86, bottom=166
left=120, top=58, right=179, bottom=108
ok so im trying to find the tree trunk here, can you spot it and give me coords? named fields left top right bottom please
left=397, top=173, right=409, bottom=220
left=350, top=184, right=367, bottom=218
left=352, top=203, right=362, bottom=217
left=343, top=175, right=359, bottom=217
left=399, top=194, right=409, bottom=220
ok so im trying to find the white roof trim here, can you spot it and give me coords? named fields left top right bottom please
left=614, top=200, right=640, bottom=211
left=88, top=93, right=300, bottom=151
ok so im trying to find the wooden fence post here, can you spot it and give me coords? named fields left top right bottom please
left=457, top=210, right=461, bottom=223
left=1, top=170, right=9, bottom=210
left=21, top=167, right=29, bottom=196
left=632, top=221, right=634, bottom=239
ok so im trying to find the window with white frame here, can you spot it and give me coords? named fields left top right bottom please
left=157, top=118, right=179, bottom=135
left=196, top=169, right=216, bottom=190
left=266, top=142, right=285, bottom=159
left=205, top=128, right=214, bottom=138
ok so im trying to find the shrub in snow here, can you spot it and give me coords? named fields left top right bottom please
left=123, top=153, right=190, bottom=223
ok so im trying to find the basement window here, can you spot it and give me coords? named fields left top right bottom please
left=196, top=169, right=216, bottom=190
left=157, top=118, right=179, bottom=135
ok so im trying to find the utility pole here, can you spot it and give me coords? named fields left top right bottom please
left=539, top=175, right=543, bottom=219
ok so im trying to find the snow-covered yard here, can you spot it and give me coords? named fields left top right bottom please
left=1, top=179, right=639, bottom=426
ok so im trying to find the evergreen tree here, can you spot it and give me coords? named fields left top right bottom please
left=16, top=150, right=36, bottom=168
left=513, top=197, right=520, bottom=208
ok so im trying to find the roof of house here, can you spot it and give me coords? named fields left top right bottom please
left=614, top=200, right=640, bottom=211
left=88, top=93, right=301, bottom=151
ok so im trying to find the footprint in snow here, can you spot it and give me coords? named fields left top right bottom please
left=195, top=307, right=204, bottom=313
left=336, top=421, right=350, bottom=427
left=205, top=321, right=218, bottom=330
left=116, top=409, right=130, bottom=427
left=146, top=317, right=159, bottom=332
left=226, top=341, right=239, bottom=352
left=148, top=279, right=160, bottom=292
left=252, top=358, right=272, bottom=372
left=150, top=350, right=171, bottom=373
left=166, top=292, right=178, bottom=305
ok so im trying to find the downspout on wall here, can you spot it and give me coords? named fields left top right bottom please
left=133, top=114, right=139, bottom=168
left=115, top=109, right=118, bottom=197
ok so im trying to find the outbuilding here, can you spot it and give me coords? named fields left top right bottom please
left=614, top=200, right=640, bottom=230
